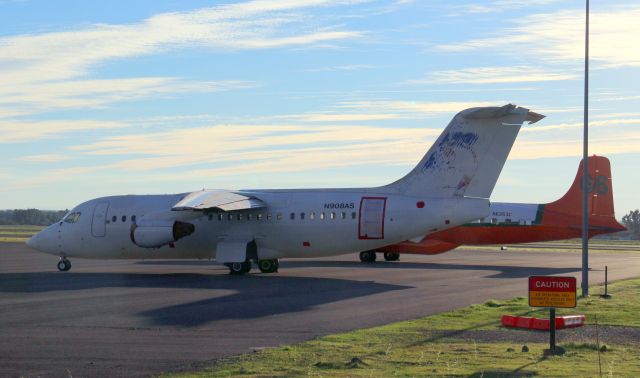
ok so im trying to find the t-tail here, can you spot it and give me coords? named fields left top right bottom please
left=381, top=104, right=544, bottom=199
left=542, top=155, right=626, bottom=233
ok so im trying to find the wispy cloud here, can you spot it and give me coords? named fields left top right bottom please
left=304, top=64, right=375, bottom=72
left=337, top=100, right=498, bottom=116
left=18, top=154, right=73, bottom=163
left=408, top=66, right=578, bottom=85
left=457, top=0, right=562, bottom=14
left=438, top=6, right=640, bottom=68
left=0, top=0, right=364, bottom=116
left=0, top=119, right=126, bottom=143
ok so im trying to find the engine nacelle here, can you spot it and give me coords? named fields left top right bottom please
left=130, top=219, right=195, bottom=248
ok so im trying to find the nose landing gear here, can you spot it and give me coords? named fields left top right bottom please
left=57, top=258, right=71, bottom=272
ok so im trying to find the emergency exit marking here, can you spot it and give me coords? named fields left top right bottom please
left=529, top=276, right=577, bottom=308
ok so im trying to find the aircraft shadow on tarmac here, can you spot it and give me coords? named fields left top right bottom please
left=137, top=259, right=581, bottom=279
left=0, top=272, right=411, bottom=327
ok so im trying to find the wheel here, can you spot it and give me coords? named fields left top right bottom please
left=383, top=252, right=400, bottom=262
left=359, top=250, right=377, bottom=263
left=57, top=258, right=71, bottom=271
left=258, top=259, right=278, bottom=273
left=227, top=260, right=252, bottom=275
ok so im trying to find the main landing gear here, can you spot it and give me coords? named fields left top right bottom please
left=359, top=251, right=400, bottom=263
left=57, top=258, right=71, bottom=272
left=383, top=252, right=400, bottom=262
left=225, top=259, right=279, bottom=275
left=257, top=259, right=279, bottom=274
left=359, top=250, right=376, bottom=263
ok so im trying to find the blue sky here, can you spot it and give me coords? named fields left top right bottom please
left=0, top=0, right=638, bottom=218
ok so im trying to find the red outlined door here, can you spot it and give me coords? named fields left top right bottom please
left=91, top=201, right=109, bottom=237
left=358, top=197, right=386, bottom=240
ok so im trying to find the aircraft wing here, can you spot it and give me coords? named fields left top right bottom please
left=172, top=189, right=266, bottom=211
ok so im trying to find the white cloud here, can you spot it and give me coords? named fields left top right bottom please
left=409, top=66, right=578, bottom=85
left=17, top=154, right=72, bottom=163
left=337, top=100, right=498, bottom=116
left=304, top=64, right=375, bottom=72
left=0, top=0, right=364, bottom=116
left=1, top=78, right=254, bottom=114
left=458, top=0, right=562, bottom=14
left=438, top=6, right=640, bottom=68
left=0, top=119, right=126, bottom=143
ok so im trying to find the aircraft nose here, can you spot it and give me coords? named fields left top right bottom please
left=26, top=233, right=40, bottom=250
left=26, top=226, right=56, bottom=254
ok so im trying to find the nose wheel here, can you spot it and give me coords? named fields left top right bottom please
left=57, top=258, right=71, bottom=272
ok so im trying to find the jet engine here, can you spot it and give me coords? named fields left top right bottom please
left=130, top=219, right=195, bottom=248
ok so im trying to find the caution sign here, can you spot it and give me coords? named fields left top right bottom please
left=528, top=276, right=577, bottom=308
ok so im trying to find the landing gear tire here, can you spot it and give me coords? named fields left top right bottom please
left=226, top=261, right=252, bottom=275
left=359, top=250, right=377, bottom=263
left=258, top=259, right=279, bottom=273
left=57, top=258, right=71, bottom=272
left=383, top=252, right=400, bottom=262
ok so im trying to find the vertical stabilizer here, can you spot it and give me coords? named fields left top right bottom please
left=542, top=155, right=625, bottom=231
left=382, top=104, right=543, bottom=198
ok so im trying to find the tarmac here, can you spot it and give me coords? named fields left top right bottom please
left=1, top=242, right=639, bottom=377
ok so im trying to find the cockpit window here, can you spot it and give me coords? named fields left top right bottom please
left=63, top=212, right=82, bottom=224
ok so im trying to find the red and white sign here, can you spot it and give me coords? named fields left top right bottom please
left=528, top=275, right=577, bottom=308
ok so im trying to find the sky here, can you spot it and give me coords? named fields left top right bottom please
left=0, top=0, right=638, bottom=218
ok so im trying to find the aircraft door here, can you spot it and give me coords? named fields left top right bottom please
left=358, top=197, right=386, bottom=239
left=91, top=202, right=109, bottom=237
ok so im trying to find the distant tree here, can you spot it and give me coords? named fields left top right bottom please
left=622, top=209, right=640, bottom=238
left=0, top=209, right=67, bottom=225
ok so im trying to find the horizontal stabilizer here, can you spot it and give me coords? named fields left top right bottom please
left=172, top=189, right=266, bottom=211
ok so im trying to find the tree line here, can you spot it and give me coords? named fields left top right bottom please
left=0, top=209, right=68, bottom=226
left=622, top=209, right=640, bottom=239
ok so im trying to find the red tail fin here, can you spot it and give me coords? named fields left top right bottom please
left=543, top=155, right=625, bottom=232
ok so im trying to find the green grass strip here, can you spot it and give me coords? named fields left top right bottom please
left=164, top=278, right=640, bottom=377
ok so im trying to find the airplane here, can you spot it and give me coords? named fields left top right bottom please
left=26, top=104, right=544, bottom=275
left=367, top=155, right=626, bottom=262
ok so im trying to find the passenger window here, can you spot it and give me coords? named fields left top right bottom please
left=132, top=215, right=137, bottom=222
left=341, top=212, right=346, bottom=219
left=352, top=212, right=357, bottom=219
left=300, top=212, right=305, bottom=220
left=238, top=213, right=243, bottom=221
left=112, top=215, right=117, bottom=222
left=208, top=214, right=213, bottom=221
left=257, top=213, right=263, bottom=221
left=218, top=213, right=223, bottom=221
left=248, top=213, right=253, bottom=221
left=290, top=212, right=295, bottom=220
left=277, top=213, right=282, bottom=220
left=331, top=212, right=336, bottom=220
left=122, top=215, right=127, bottom=222
left=228, top=213, right=233, bottom=221
left=320, top=212, right=325, bottom=220
left=310, top=212, right=315, bottom=220
left=267, top=213, right=272, bottom=220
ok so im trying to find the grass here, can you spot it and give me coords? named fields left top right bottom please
left=165, top=278, right=640, bottom=377
left=0, top=225, right=43, bottom=243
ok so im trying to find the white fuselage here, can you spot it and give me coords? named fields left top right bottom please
left=29, top=189, right=489, bottom=261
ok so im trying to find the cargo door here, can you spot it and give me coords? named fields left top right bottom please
left=358, top=197, right=386, bottom=240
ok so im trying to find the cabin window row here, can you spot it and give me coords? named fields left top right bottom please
left=109, top=215, right=137, bottom=223
left=205, top=211, right=357, bottom=221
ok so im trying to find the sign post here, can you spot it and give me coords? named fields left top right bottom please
left=529, top=276, right=577, bottom=353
